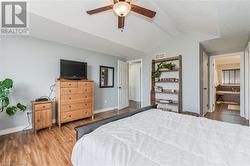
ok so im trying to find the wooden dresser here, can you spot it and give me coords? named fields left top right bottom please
left=56, top=79, right=94, bottom=127
left=32, top=100, right=52, bottom=133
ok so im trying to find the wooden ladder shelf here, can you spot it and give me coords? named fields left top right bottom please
left=151, top=55, right=183, bottom=113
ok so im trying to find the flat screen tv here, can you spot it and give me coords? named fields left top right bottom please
left=60, top=59, right=87, bottom=80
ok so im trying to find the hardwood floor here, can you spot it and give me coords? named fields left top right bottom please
left=129, top=100, right=141, bottom=109
left=1, top=102, right=248, bottom=166
left=205, top=103, right=249, bottom=126
left=0, top=104, right=140, bottom=166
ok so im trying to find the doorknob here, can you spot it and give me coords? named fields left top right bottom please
left=204, top=88, right=207, bottom=90
left=118, top=87, right=122, bottom=89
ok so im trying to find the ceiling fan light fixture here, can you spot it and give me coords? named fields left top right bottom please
left=113, top=2, right=131, bottom=17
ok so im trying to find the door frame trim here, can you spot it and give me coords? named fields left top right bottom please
left=208, top=52, right=245, bottom=118
left=126, top=59, right=143, bottom=107
left=199, top=44, right=209, bottom=116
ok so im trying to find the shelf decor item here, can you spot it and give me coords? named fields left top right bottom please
left=154, top=86, right=163, bottom=92
left=151, top=55, right=182, bottom=113
left=0, top=78, right=27, bottom=116
left=153, top=62, right=176, bottom=78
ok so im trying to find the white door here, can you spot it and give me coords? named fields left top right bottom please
left=203, top=52, right=209, bottom=114
left=129, top=63, right=141, bottom=102
left=118, top=60, right=129, bottom=110
left=210, top=58, right=217, bottom=112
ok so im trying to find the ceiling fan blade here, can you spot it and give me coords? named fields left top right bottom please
left=131, top=4, right=156, bottom=18
left=86, top=5, right=113, bottom=15
left=114, top=0, right=131, bottom=3
left=118, top=16, right=125, bottom=29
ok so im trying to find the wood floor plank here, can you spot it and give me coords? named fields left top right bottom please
left=0, top=104, right=140, bottom=166
left=205, top=103, right=249, bottom=126
left=1, top=102, right=247, bottom=166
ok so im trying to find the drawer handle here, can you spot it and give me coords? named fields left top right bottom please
left=69, top=105, right=71, bottom=108
left=69, top=115, right=72, bottom=117
left=43, top=106, right=45, bottom=108
left=85, top=89, right=87, bottom=91
left=85, top=96, right=87, bottom=98
left=69, top=84, right=71, bottom=86
left=69, top=90, right=71, bottom=92
left=69, top=97, right=72, bottom=100
left=85, top=104, right=87, bottom=106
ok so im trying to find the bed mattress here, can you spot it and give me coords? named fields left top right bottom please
left=72, top=109, right=250, bottom=166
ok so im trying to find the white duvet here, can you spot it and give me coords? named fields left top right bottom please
left=72, top=109, right=250, bottom=166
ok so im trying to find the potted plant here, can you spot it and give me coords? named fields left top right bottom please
left=154, top=62, right=176, bottom=78
left=154, top=63, right=163, bottom=78
left=0, top=78, right=27, bottom=116
left=160, top=62, right=176, bottom=71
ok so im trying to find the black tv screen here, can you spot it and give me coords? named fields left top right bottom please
left=60, top=59, right=87, bottom=79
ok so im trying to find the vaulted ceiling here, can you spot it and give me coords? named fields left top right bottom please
left=28, top=0, right=250, bottom=59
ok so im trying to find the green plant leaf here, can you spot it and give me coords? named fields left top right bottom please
left=6, top=106, right=17, bottom=116
left=0, top=79, right=26, bottom=115
left=2, top=97, right=9, bottom=107
left=17, top=103, right=27, bottom=111
left=1, top=79, right=13, bottom=89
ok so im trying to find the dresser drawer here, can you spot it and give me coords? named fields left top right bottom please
left=61, top=88, right=83, bottom=95
left=82, top=102, right=93, bottom=109
left=60, top=82, right=78, bottom=88
left=34, top=103, right=51, bottom=111
left=83, top=108, right=92, bottom=117
left=61, top=94, right=92, bottom=102
left=78, top=82, right=93, bottom=88
left=60, top=110, right=83, bottom=123
left=61, top=102, right=92, bottom=112
left=61, top=94, right=84, bottom=102
left=81, top=87, right=93, bottom=93
left=82, top=93, right=92, bottom=100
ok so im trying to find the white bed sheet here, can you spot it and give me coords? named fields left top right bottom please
left=72, top=109, right=250, bottom=166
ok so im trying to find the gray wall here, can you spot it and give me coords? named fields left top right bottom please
left=0, top=36, right=122, bottom=130
left=141, top=33, right=215, bottom=114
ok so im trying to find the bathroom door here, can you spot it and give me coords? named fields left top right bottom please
left=203, top=52, right=209, bottom=114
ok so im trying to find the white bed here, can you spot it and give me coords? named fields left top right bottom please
left=72, top=109, right=250, bottom=166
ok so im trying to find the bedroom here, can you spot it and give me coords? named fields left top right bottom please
left=0, top=0, right=250, bottom=166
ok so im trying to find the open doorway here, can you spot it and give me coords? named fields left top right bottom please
left=117, top=59, right=142, bottom=112
left=128, top=59, right=142, bottom=109
left=206, top=53, right=248, bottom=125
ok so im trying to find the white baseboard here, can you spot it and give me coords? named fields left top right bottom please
left=0, top=125, right=32, bottom=136
left=0, top=107, right=117, bottom=136
left=94, top=106, right=118, bottom=114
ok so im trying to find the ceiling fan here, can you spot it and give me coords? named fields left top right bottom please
left=86, top=0, right=156, bottom=30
